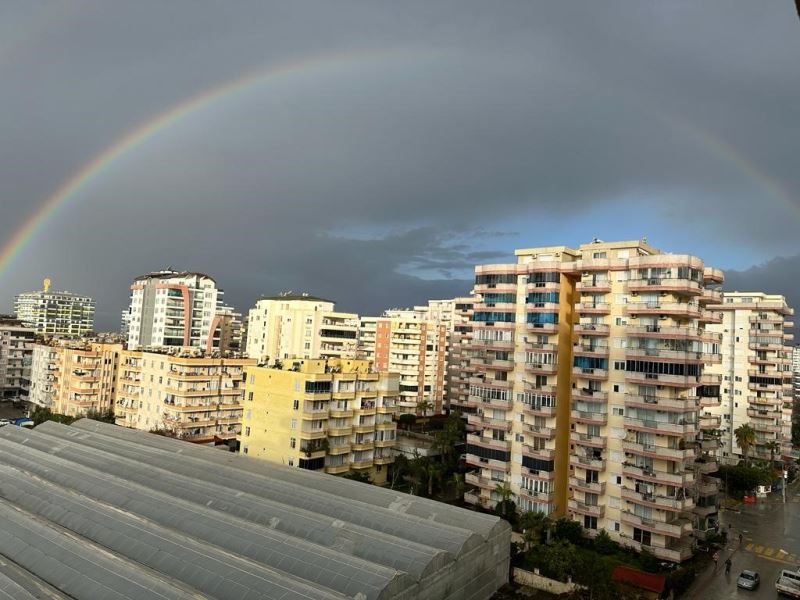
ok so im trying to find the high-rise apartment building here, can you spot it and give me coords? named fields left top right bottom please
left=359, top=309, right=447, bottom=415
left=114, top=348, right=254, bottom=444
left=239, top=358, right=398, bottom=483
left=124, top=270, right=241, bottom=352
left=0, top=315, right=35, bottom=403
left=28, top=341, right=121, bottom=416
left=704, top=293, right=795, bottom=463
left=245, top=294, right=359, bottom=363
left=15, top=280, right=95, bottom=338
left=463, top=240, right=724, bottom=562
left=447, top=297, right=477, bottom=418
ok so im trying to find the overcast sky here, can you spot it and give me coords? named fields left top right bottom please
left=0, top=1, right=798, bottom=330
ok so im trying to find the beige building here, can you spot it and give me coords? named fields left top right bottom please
left=0, top=315, right=34, bottom=403
left=28, top=341, right=121, bottom=416
left=239, top=358, right=398, bottom=483
left=359, top=309, right=448, bottom=415
left=463, top=240, right=724, bottom=562
left=114, top=348, right=254, bottom=444
left=245, top=294, right=359, bottom=363
left=447, top=297, right=477, bottom=417
left=704, top=292, right=795, bottom=463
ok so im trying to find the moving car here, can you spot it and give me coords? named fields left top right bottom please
left=737, top=570, right=760, bottom=590
left=776, top=568, right=800, bottom=597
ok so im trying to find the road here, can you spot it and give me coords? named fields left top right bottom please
left=689, top=483, right=800, bottom=599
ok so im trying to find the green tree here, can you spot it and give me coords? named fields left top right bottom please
left=451, top=472, right=465, bottom=500
left=390, top=454, right=409, bottom=490
left=734, top=423, right=756, bottom=466
left=493, top=482, right=516, bottom=523
left=433, top=415, right=463, bottom=465
left=342, top=470, right=373, bottom=484
left=416, top=399, right=433, bottom=416
left=764, top=440, right=780, bottom=465
left=539, top=540, right=578, bottom=582
left=552, top=517, right=584, bottom=545
left=519, top=510, right=551, bottom=551
left=592, top=529, right=619, bottom=555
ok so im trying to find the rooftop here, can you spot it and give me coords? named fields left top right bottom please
left=257, top=292, right=335, bottom=303
left=0, top=419, right=510, bottom=600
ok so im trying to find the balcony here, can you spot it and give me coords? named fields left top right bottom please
left=620, top=536, right=693, bottom=562
left=524, top=362, right=558, bottom=376
left=626, top=278, right=701, bottom=296
left=327, top=443, right=350, bottom=455
left=519, top=488, right=555, bottom=504
left=699, top=395, right=721, bottom=408
left=574, top=323, right=610, bottom=336
left=698, top=414, right=720, bottom=429
left=568, top=499, right=605, bottom=518
left=572, top=367, right=608, bottom=381
left=327, top=424, right=351, bottom=437
left=693, top=458, right=718, bottom=474
left=620, top=511, right=692, bottom=539
left=625, top=347, right=705, bottom=363
left=571, top=410, right=607, bottom=425
left=468, top=433, right=512, bottom=452
left=575, top=302, right=610, bottom=314
left=622, top=441, right=694, bottom=461
left=569, top=476, right=605, bottom=494
left=625, top=302, right=702, bottom=318
left=467, top=413, right=512, bottom=431
left=523, top=423, right=556, bottom=439
left=746, top=407, right=777, bottom=419
left=572, top=388, right=608, bottom=402
left=466, top=454, right=510, bottom=472
left=624, top=416, right=696, bottom=436
left=622, top=464, right=694, bottom=487
left=577, top=280, right=611, bottom=292
left=570, top=454, right=606, bottom=471
left=465, top=472, right=498, bottom=490
left=570, top=432, right=607, bottom=449
left=624, top=372, right=699, bottom=388
left=621, top=488, right=694, bottom=512
left=523, top=445, right=555, bottom=461
left=573, top=343, right=609, bottom=358
left=325, top=463, right=350, bottom=475
left=624, top=394, right=697, bottom=412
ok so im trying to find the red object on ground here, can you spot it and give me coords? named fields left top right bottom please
left=611, top=565, right=666, bottom=595
left=743, top=495, right=757, bottom=504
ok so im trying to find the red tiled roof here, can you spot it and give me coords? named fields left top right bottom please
left=612, top=565, right=666, bottom=594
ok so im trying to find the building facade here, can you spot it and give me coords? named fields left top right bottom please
left=239, top=358, right=398, bottom=483
left=124, top=270, right=241, bottom=352
left=28, top=341, right=121, bottom=416
left=463, top=240, right=725, bottom=561
left=14, top=281, right=95, bottom=338
left=0, top=316, right=35, bottom=403
left=114, top=348, right=254, bottom=444
left=245, top=294, right=359, bottom=363
left=447, top=297, right=477, bottom=418
left=704, top=293, right=795, bottom=463
left=359, top=310, right=448, bottom=415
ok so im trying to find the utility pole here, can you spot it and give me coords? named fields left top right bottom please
left=783, top=466, right=787, bottom=504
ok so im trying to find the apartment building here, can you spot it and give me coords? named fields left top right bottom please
left=28, top=341, right=121, bottom=416
left=359, top=310, right=447, bottom=415
left=15, top=280, right=95, bottom=338
left=0, top=316, right=35, bottom=403
left=245, top=293, right=359, bottom=363
left=703, top=293, right=795, bottom=463
left=239, top=358, right=398, bottom=483
left=463, top=240, right=724, bottom=562
left=447, top=297, right=477, bottom=418
left=124, top=270, right=241, bottom=352
left=114, top=348, right=254, bottom=444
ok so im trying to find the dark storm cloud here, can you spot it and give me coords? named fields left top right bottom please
left=0, top=1, right=798, bottom=328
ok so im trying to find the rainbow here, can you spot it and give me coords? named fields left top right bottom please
left=0, top=49, right=400, bottom=277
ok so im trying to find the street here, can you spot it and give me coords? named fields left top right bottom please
left=689, top=483, right=800, bottom=599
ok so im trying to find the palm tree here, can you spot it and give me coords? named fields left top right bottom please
left=734, top=424, right=757, bottom=466
left=519, top=510, right=551, bottom=551
left=765, top=440, right=780, bottom=466
left=416, top=399, right=433, bottom=416
left=493, top=482, right=515, bottom=520
left=451, top=473, right=465, bottom=500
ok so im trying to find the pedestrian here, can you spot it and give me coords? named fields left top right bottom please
left=739, top=532, right=743, bottom=544
left=725, top=558, right=732, bottom=574
left=713, top=551, right=719, bottom=570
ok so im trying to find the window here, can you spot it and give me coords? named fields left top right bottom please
left=633, top=528, right=651, bottom=546
left=244, top=427, right=250, bottom=436
left=288, top=458, right=294, bottom=467
left=243, top=447, right=248, bottom=455
left=247, top=392, right=254, bottom=402
left=584, top=515, right=597, bottom=530
left=293, top=399, right=299, bottom=410
left=290, top=437, right=296, bottom=449
left=290, top=419, right=297, bottom=430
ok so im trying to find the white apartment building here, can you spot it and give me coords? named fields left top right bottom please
left=0, top=315, right=35, bottom=403
left=448, top=297, right=477, bottom=417
left=704, top=293, right=795, bottom=463
left=359, top=309, right=447, bottom=415
left=245, top=293, right=359, bottom=363
left=463, top=240, right=724, bottom=562
left=124, top=270, right=241, bottom=352
left=15, top=280, right=95, bottom=338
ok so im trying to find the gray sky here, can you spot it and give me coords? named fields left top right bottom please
left=0, top=1, right=798, bottom=329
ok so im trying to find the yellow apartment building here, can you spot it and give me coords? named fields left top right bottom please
left=115, top=348, right=254, bottom=444
left=29, top=341, right=121, bottom=416
left=464, top=239, right=724, bottom=561
left=239, top=358, right=398, bottom=483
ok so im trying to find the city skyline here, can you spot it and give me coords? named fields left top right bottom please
left=0, top=2, right=798, bottom=330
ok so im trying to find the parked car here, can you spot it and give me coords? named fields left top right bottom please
left=737, top=570, right=760, bottom=590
